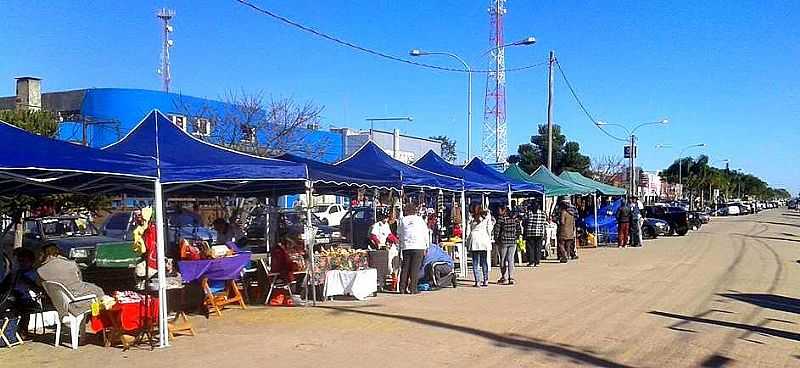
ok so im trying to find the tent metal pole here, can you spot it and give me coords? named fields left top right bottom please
left=154, top=179, right=169, bottom=347
left=507, top=184, right=512, bottom=208
left=593, top=193, right=598, bottom=246
left=459, top=190, right=467, bottom=278
left=305, top=181, right=317, bottom=306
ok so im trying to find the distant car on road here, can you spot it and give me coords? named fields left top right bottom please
left=642, top=218, right=670, bottom=239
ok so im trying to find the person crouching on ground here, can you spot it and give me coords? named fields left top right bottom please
left=493, top=206, right=520, bottom=285
left=467, top=204, right=493, bottom=287
left=397, top=203, right=429, bottom=294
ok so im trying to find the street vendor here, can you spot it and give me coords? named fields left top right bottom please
left=132, top=207, right=158, bottom=279
left=212, top=217, right=245, bottom=245
left=368, top=209, right=394, bottom=249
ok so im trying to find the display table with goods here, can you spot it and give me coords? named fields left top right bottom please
left=90, top=291, right=159, bottom=351
left=177, top=247, right=251, bottom=317
left=313, top=249, right=376, bottom=300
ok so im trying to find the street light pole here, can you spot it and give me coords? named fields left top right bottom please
left=410, top=36, right=535, bottom=164
left=676, top=143, right=706, bottom=200
left=409, top=50, right=471, bottom=161
left=596, top=119, right=669, bottom=197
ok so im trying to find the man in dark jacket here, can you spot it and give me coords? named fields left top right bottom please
left=557, top=199, right=579, bottom=262
left=615, top=198, right=631, bottom=248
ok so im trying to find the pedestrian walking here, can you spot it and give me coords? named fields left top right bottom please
left=522, top=200, right=546, bottom=267
left=397, top=203, right=429, bottom=294
left=557, top=199, right=579, bottom=261
left=466, top=204, right=493, bottom=287
left=615, top=198, right=631, bottom=248
left=629, top=197, right=642, bottom=247
left=493, top=206, right=520, bottom=284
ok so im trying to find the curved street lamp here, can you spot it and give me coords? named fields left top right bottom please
left=656, top=143, right=706, bottom=199
left=595, top=119, right=669, bottom=195
left=409, top=36, right=536, bottom=163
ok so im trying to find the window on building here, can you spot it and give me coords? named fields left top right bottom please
left=241, top=125, right=256, bottom=144
left=194, top=118, right=211, bottom=137
left=169, top=114, right=187, bottom=131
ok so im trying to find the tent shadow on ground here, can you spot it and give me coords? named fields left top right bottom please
left=731, top=233, right=800, bottom=244
left=319, top=306, right=632, bottom=368
left=782, top=213, right=800, bottom=218
left=648, top=311, right=800, bottom=342
left=719, top=293, right=800, bottom=315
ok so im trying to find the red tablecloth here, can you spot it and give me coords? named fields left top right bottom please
left=91, top=298, right=159, bottom=333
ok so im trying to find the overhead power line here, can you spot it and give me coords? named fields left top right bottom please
left=554, top=58, right=628, bottom=142
left=233, top=0, right=546, bottom=74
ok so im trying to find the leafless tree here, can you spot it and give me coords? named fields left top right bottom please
left=173, top=90, right=331, bottom=159
left=590, top=154, right=626, bottom=185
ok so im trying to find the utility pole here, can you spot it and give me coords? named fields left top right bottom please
left=629, top=134, right=636, bottom=196
left=546, top=50, right=555, bottom=169
left=157, top=8, right=175, bottom=92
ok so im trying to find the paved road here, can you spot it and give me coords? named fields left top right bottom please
left=6, top=209, right=800, bottom=367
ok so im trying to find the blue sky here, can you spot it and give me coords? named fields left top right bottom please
left=3, top=1, right=798, bottom=194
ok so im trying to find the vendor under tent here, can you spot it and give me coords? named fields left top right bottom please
left=559, top=171, right=627, bottom=197
left=102, top=110, right=314, bottom=347
left=335, top=142, right=463, bottom=192
left=275, top=152, right=400, bottom=194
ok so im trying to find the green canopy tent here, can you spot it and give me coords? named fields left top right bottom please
left=559, top=171, right=627, bottom=196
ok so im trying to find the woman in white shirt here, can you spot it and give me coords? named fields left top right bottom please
left=397, top=203, right=429, bottom=294
left=467, top=204, right=494, bottom=287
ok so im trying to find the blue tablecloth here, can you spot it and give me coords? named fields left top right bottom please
left=178, top=253, right=252, bottom=283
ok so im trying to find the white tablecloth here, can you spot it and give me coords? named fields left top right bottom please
left=324, top=268, right=378, bottom=300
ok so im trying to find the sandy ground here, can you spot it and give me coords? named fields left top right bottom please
left=3, top=209, right=800, bottom=368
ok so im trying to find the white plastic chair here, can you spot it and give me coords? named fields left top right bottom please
left=41, top=281, right=97, bottom=349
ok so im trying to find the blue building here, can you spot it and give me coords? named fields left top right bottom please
left=2, top=77, right=442, bottom=164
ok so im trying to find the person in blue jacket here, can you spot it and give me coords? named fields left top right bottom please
left=418, top=244, right=456, bottom=288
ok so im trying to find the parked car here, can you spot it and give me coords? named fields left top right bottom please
left=2, top=216, right=125, bottom=268
left=694, top=211, right=711, bottom=224
left=245, top=208, right=340, bottom=249
left=642, top=218, right=670, bottom=239
left=643, top=206, right=690, bottom=236
left=313, top=203, right=347, bottom=226
left=100, top=210, right=217, bottom=258
left=687, top=212, right=704, bottom=230
left=339, top=206, right=375, bottom=249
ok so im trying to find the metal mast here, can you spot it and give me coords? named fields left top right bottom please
left=157, top=8, right=175, bottom=92
left=481, top=0, right=507, bottom=164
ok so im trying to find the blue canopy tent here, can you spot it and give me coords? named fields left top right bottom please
left=103, top=110, right=316, bottom=346
left=276, top=152, right=400, bottom=194
left=335, top=142, right=463, bottom=191
left=464, top=157, right=544, bottom=195
left=0, top=121, right=157, bottom=196
left=413, top=150, right=507, bottom=193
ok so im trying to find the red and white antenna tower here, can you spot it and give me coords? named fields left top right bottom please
left=481, top=0, right=507, bottom=164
